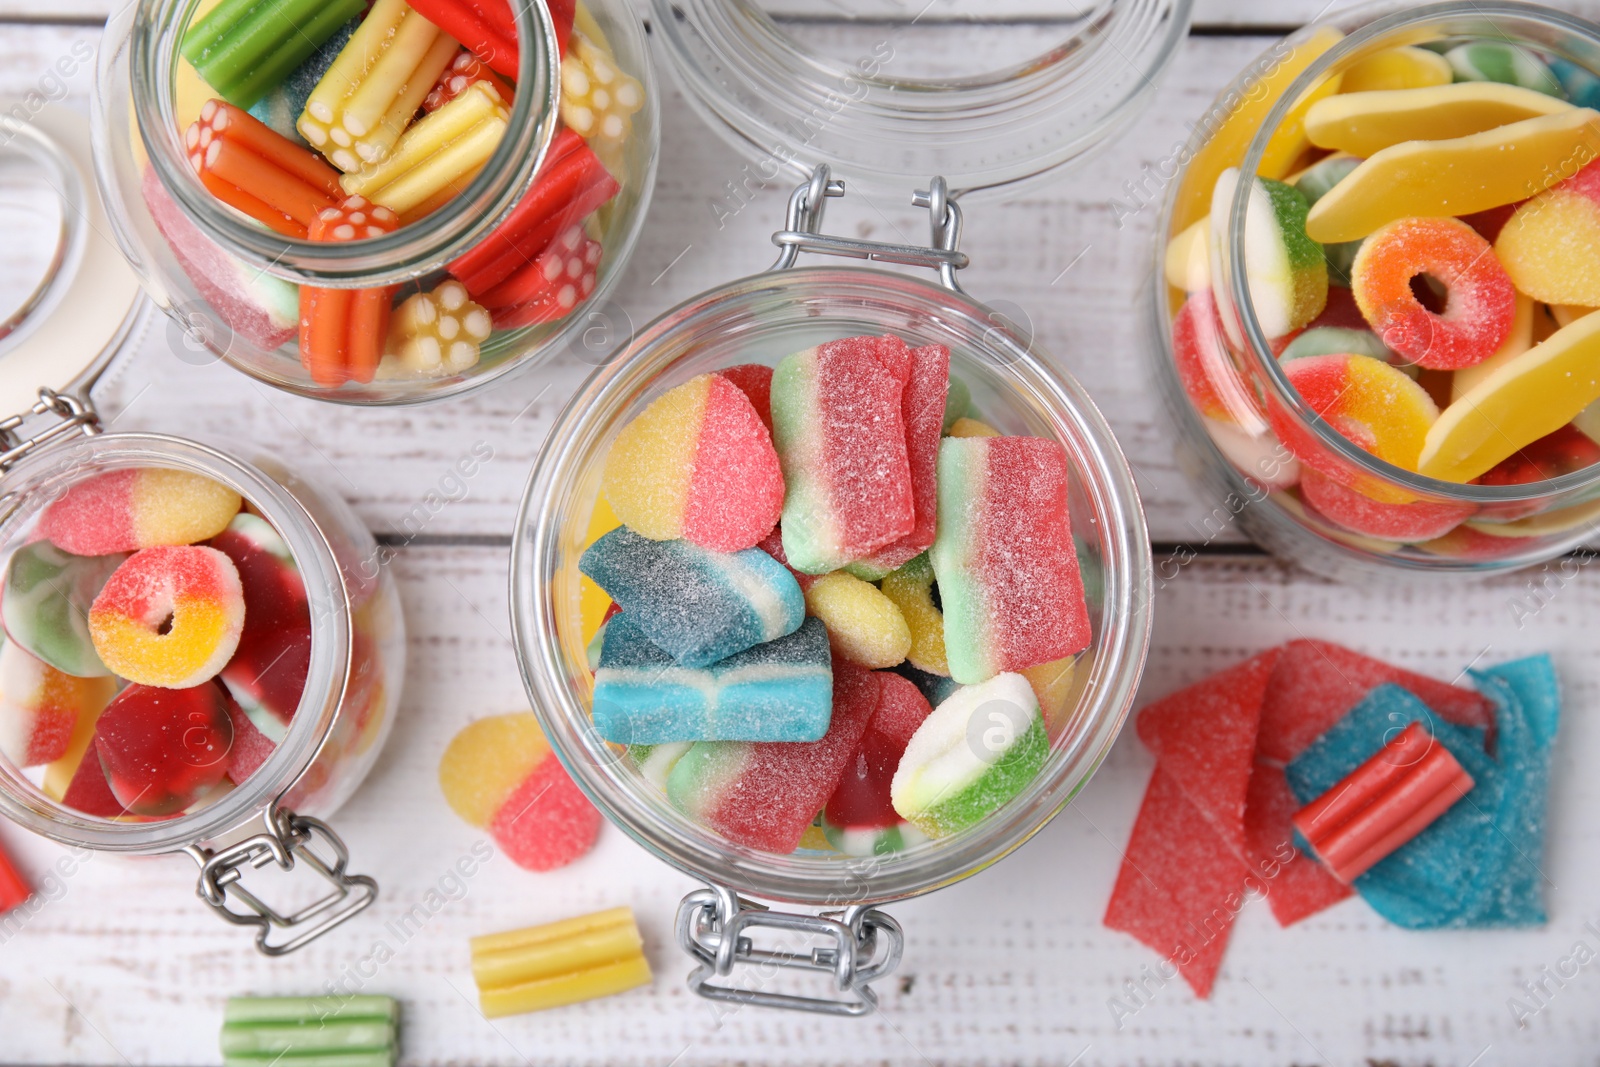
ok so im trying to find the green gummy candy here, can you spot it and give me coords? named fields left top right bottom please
left=1446, top=42, right=1562, bottom=96
left=1, top=543, right=120, bottom=678
left=1279, top=326, right=1394, bottom=364
left=942, top=376, right=973, bottom=432
left=1293, top=155, right=1361, bottom=207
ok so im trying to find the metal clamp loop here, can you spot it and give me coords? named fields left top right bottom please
left=675, top=885, right=903, bottom=1016
left=185, top=803, right=377, bottom=957
left=770, top=164, right=969, bottom=292
left=0, top=387, right=100, bottom=472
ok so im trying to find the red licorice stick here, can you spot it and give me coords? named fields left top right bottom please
left=448, top=129, right=618, bottom=297
left=409, top=0, right=574, bottom=78
left=425, top=50, right=517, bottom=113
left=1292, top=722, right=1433, bottom=840
left=484, top=224, right=601, bottom=327
left=1331, top=768, right=1475, bottom=882
left=185, top=100, right=342, bottom=238
left=0, top=835, right=30, bottom=915
left=299, top=197, right=401, bottom=387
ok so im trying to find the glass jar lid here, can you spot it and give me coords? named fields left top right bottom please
left=652, top=0, right=1193, bottom=198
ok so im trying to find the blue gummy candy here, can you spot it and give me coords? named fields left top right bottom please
left=580, top=527, right=804, bottom=668
left=248, top=18, right=360, bottom=144
left=593, top=614, right=833, bottom=744
left=1550, top=58, right=1600, bottom=109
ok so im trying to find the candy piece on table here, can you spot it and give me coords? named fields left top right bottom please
left=489, top=751, right=603, bottom=871
left=221, top=995, right=398, bottom=1067
left=1210, top=169, right=1328, bottom=339
left=1337, top=45, right=1452, bottom=93
left=89, top=547, right=245, bottom=689
left=1299, top=467, right=1474, bottom=541
left=1451, top=291, right=1536, bottom=401
left=0, top=834, right=29, bottom=915
left=181, top=0, right=367, bottom=111
left=667, top=660, right=878, bottom=853
left=719, top=364, right=773, bottom=432
left=1172, top=288, right=1263, bottom=426
left=853, top=343, right=949, bottom=574
left=0, top=643, right=116, bottom=768
left=1271, top=354, right=1438, bottom=484
left=299, top=196, right=402, bottom=387
left=628, top=741, right=691, bottom=788
left=1164, top=215, right=1210, bottom=293
left=1551, top=57, right=1600, bottom=110
left=599, top=373, right=784, bottom=553
left=1278, top=326, right=1394, bottom=365
left=338, top=81, right=510, bottom=219
left=892, top=672, right=1047, bottom=838
left=931, top=435, right=1091, bottom=685
left=93, top=682, right=234, bottom=816
left=1292, top=720, right=1474, bottom=884
left=247, top=16, right=361, bottom=142
left=186, top=99, right=343, bottom=237
left=424, top=49, right=515, bottom=113
left=823, top=672, right=931, bottom=855
left=450, top=129, right=620, bottom=297
left=1417, top=311, right=1600, bottom=482
left=386, top=280, right=493, bottom=378
left=2, top=543, right=123, bottom=677
left=1305, top=109, right=1600, bottom=244
left=879, top=553, right=947, bottom=676
left=212, top=513, right=310, bottom=725
left=772, top=335, right=916, bottom=574
left=579, top=527, right=802, bottom=667
left=1304, top=82, right=1570, bottom=156
left=471, top=907, right=650, bottom=1019
left=804, top=571, right=911, bottom=670
left=40, top=468, right=242, bottom=558
left=560, top=28, right=644, bottom=175
left=1445, top=42, right=1562, bottom=95
left=946, top=417, right=1000, bottom=438
left=480, top=224, right=601, bottom=328
left=224, top=694, right=276, bottom=784
left=61, top=743, right=126, bottom=818
left=297, top=0, right=460, bottom=173
left=592, top=615, right=831, bottom=744
left=1242, top=756, right=1353, bottom=926
left=1495, top=159, right=1600, bottom=307
left=1021, top=655, right=1077, bottom=738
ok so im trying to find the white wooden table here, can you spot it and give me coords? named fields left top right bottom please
left=4, top=2, right=1600, bottom=1064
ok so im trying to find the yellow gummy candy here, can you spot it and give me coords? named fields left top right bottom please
left=1306, top=82, right=1570, bottom=157
left=1419, top=311, right=1600, bottom=482
left=438, top=713, right=550, bottom=828
left=1452, top=292, right=1535, bottom=402
left=1164, top=215, right=1210, bottom=293
left=1022, top=656, right=1077, bottom=738
left=804, top=571, right=911, bottom=670
left=1495, top=189, right=1600, bottom=308
left=879, top=555, right=947, bottom=676
left=1306, top=108, right=1600, bottom=244
left=1258, top=72, right=1343, bottom=180
left=40, top=679, right=119, bottom=801
left=1337, top=46, right=1452, bottom=94
left=946, top=418, right=1001, bottom=439
left=1553, top=305, right=1600, bottom=329
left=599, top=376, right=709, bottom=542
left=471, top=907, right=651, bottom=1018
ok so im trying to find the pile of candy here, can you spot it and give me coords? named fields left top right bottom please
left=1104, top=640, right=1558, bottom=997
left=571, top=335, right=1092, bottom=857
left=220, top=996, right=399, bottom=1067
left=1167, top=36, right=1600, bottom=551
left=0, top=467, right=313, bottom=819
left=161, top=0, right=641, bottom=386
left=471, top=906, right=651, bottom=1016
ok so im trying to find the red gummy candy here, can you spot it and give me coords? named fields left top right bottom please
left=212, top=523, right=311, bottom=724
left=824, top=671, right=931, bottom=832
left=1300, top=467, right=1475, bottom=542
left=62, top=748, right=127, bottom=818
left=224, top=696, right=277, bottom=785
left=93, top=683, right=234, bottom=816
left=680, top=373, right=786, bottom=553
left=488, top=755, right=602, bottom=871
left=720, top=364, right=773, bottom=433
left=856, top=344, right=949, bottom=573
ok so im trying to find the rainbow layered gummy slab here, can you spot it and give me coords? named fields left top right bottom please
left=852, top=342, right=950, bottom=575
left=592, top=615, right=832, bottom=744
left=931, top=436, right=1091, bottom=685
left=579, top=527, right=804, bottom=668
left=772, top=335, right=916, bottom=574
left=38, top=468, right=242, bottom=557
left=600, top=373, right=784, bottom=553
left=89, top=546, right=246, bottom=689
left=2, top=544, right=121, bottom=678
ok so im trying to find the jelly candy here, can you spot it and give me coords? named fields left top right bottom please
left=425, top=49, right=515, bottom=113
left=248, top=17, right=360, bottom=141
left=1418, top=311, right=1600, bottom=482
left=1278, top=326, right=1394, bottom=365
left=2, top=543, right=122, bottom=677
left=600, top=374, right=785, bottom=553
left=1204, top=416, right=1302, bottom=491
left=1299, top=468, right=1474, bottom=541
left=932, top=436, right=1091, bottom=685
left=387, top=280, right=494, bottom=378
left=629, top=741, right=690, bottom=788
left=223, top=695, right=277, bottom=784
left=946, top=417, right=1000, bottom=439
left=1022, top=655, right=1078, bottom=738
left=212, top=513, right=311, bottom=726
left=854, top=343, right=950, bottom=574
left=893, top=662, right=960, bottom=711
left=891, top=671, right=1046, bottom=838
left=592, top=615, right=832, bottom=744
left=1305, top=109, right=1600, bottom=244
left=1272, top=353, right=1438, bottom=478
left=1495, top=159, right=1600, bottom=307
left=0, top=642, right=116, bottom=768
left=1337, top=45, right=1451, bottom=93
left=1444, top=41, right=1562, bottom=95
left=879, top=553, right=947, bottom=676
left=1350, top=217, right=1515, bottom=369
left=719, top=364, right=773, bottom=432
left=221, top=996, right=399, bottom=1066
left=803, top=572, right=911, bottom=671
left=1478, top=424, right=1600, bottom=489
left=1172, top=289, right=1262, bottom=425
left=943, top=376, right=973, bottom=430
left=480, top=224, right=601, bottom=328
left=39, top=468, right=242, bottom=557
left=1305, top=82, right=1571, bottom=157
left=489, top=754, right=604, bottom=871
left=61, top=745, right=126, bottom=818
left=438, top=712, right=551, bottom=828
left=667, top=660, right=878, bottom=853
left=1452, top=291, right=1536, bottom=400
left=1241, top=754, right=1352, bottom=926
left=89, top=547, right=246, bottom=689
left=471, top=908, right=652, bottom=1019
left=1211, top=169, right=1328, bottom=339
left=579, top=527, right=803, bottom=667
left=1291, top=153, right=1359, bottom=206
left=822, top=672, right=931, bottom=855
left=40, top=673, right=117, bottom=801
left=180, top=0, right=367, bottom=111
left=93, top=682, right=235, bottom=816
left=185, top=99, right=343, bottom=237
left=1164, top=216, right=1210, bottom=292
left=773, top=335, right=916, bottom=574
left=300, top=196, right=402, bottom=387
left=1551, top=57, right=1600, bottom=110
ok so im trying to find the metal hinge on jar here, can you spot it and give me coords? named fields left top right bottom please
left=0, top=388, right=100, bottom=473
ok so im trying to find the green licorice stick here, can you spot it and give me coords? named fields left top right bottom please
left=219, top=0, right=367, bottom=112
left=223, top=995, right=398, bottom=1026
left=224, top=1054, right=394, bottom=1067
left=181, top=0, right=360, bottom=109
left=220, top=1020, right=396, bottom=1056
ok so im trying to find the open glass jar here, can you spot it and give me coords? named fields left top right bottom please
left=0, top=108, right=403, bottom=955
left=1151, top=2, right=1600, bottom=580
left=512, top=168, right=1152, bottom=1013
left=92, top=0, right=657, bottom=404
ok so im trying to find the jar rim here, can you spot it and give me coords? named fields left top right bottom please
left=511, top=264, right=1153, bottom=904
left=0, top=432, right=352, bottom=853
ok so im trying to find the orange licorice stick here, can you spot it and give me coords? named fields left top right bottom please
left=185, top=99, right=342, bottom=238
left=298, top=197, right=400, bottom=387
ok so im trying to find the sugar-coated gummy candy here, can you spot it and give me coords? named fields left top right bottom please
left=1305, top=82, right=1571, bottom=157
left=1495, top=159, right=1600, bottom=308
left=39, top=468, right=242, bottom=557
left=41, top=672, right=117, bottom=802
left=244, top=16, right=361, bottom=141
left=823, top=672, right=932, bottom=855
left=878, top=553, right=947, bottom=676
left=1278, top=326, right=1394, bottom=366
left=853, top=343, right=950, bottom=574
left=1242, top=755, right=1353, bottom=926
left=223, top=694, right=277, bottom=785
left=2, top=543, right=122, bottom=678
left=0, top=642, right=116, bottom=768
left=628, top=741, right=691, bottom=788
left=1210, top=169, right=1328, bottom=340
left=803, top=572, right=911, bottom=671
left=1452, top=293, right=1537, bottom=401
left=1299, top=468, right=1474, bottom=541
left=93, top=682, right=234, bottom=816
left=212, top=514, right=311, bottom=724
left=1445, top=41, right=1563, bottom=95
left=719, top=363, right=773, bottom=432
left=489, top=752, right=603, bottom=871
left=1164, top=216, right=1210, bottom=292
left=893, top=662, right=960, bottom=711
left=61, top=739, right=126, bottom=818
left=471, top=908, right=652, bottom=1018
left=891, top=672, right=1046, bottom=838
left=592, top=615, right=832, bottom=744
left=946, top=417, right=1000, bottom=439
left=1172, top=289, right=1241, bottom=422
left=1551, top=57, right=1600, bottom=109
left=579, top=527, right=804, bottom=668
left=1022, top=655, right=1078, bottom=738
left=601, top=373, right=784, bottom=553
left=1271, top=353, right=1438, bottom=485
left=666, top=660, right=878, bottom=853
left=932, top=436, right=1091, bottom=685
left=772, top=335, right=916, bottom=574
left=89, top=546, right=246, bottom=689
left=1338, top=46, right=1452, bottom=93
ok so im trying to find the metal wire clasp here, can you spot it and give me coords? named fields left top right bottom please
left=770, top=164, right=969, bottom=292
left=185, top=802, right=377, bottom=957
left=0, top=387, right=100, bottom=472
left=675, top=885, right=903, bottom=1016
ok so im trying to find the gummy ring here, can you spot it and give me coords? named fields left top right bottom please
left=1351, top=217, right=1516, bottom=370
left=88, top=546, right=246, bottom=689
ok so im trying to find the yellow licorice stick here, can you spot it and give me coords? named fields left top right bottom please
left=470, top=907, right=650, bottom=1018
left=340, top=82, right=509, bottom=215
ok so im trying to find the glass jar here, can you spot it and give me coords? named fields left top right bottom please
left=512, top=167, right=1152, bottom=1013
left=92, top=0, right=657, bottom=404
left=653, top=0, right=1192, bottom=198
left=0, top=107, right=404, bottom=954
left=1150, top=2, right=1600, bottom=580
